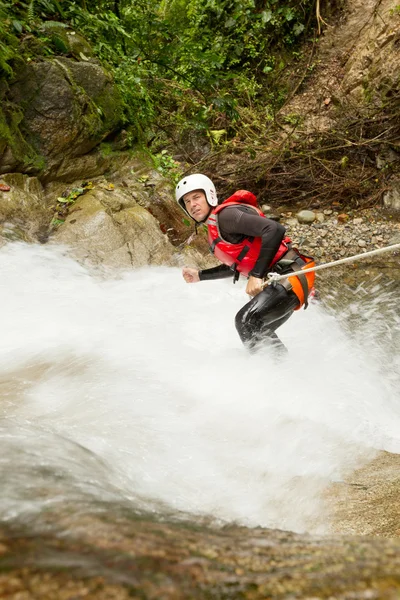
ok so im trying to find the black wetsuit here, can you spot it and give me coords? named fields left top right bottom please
left=199, top=205, right=299, bottom=352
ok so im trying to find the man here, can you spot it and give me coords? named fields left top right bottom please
left=175, top=173, right=315, bottom=352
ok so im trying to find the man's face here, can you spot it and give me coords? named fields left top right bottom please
left=183, top=189, right=210, bottom=222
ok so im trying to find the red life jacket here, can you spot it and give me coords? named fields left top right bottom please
left=206, top=190, right=291, bottom=277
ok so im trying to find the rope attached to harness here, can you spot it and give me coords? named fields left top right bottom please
left=262, top=242, right=400, bottom=289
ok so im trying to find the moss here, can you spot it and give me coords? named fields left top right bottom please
left=0, top=33, right=122, bottom=176
left=0, top=100, right=44, bottom=168
left=51, top=59, right=123, bottom=140
left=99, top=142, right=114, bottom=157
left=95, top=85, right=124, bottom=131
left=80, top=100, right=104, bottom=138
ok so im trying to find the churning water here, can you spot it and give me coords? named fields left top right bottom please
left=1, top=242, right=399, bottom=534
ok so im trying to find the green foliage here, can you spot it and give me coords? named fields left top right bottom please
left=0, top=1, right=20, bottom=76
left=52, top=0, right=316, bottom=143
left=152, top=150, right=183, bottom=183
left=1, top=0, right=317, bottom=152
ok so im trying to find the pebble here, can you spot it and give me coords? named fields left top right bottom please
left=296, top=210, right=316, bottom=224
left=282, top=208, right=400, bottom=262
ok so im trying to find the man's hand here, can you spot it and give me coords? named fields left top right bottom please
left=246, top=275, right=263, bottom=297
left=182, top=267, right=200, bottom=283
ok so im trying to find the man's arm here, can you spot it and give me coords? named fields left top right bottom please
left=182, top=264, right=232, bottom=284
left=199, top=264, right=232, bottom=281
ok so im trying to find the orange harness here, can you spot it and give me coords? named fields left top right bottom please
left=272, top=250, right=316, bottom=310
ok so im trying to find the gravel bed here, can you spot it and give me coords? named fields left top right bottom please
left=278, top=208, right=400, bottom=263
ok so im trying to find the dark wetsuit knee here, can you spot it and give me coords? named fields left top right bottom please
left=235, top=284, right=299, bottom=350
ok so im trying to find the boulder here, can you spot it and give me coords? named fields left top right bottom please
left=1, top=56, right=124, bottom=181
left=50, top=187, right=177, bottom=269
left=0, top=173, right=52, bottom=242
left=114, top=161, right=211, bottom=255
left=49, top=175, right=218, bottom=271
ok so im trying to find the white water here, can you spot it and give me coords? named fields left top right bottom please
left=1, top=242, right=399, bottom=533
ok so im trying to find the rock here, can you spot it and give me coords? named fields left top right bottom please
left=284, top=218, right=298, bottom=228
left=50, top=187, right=177, bottom=269
left=296, top=210, right=316, bottom=224
left=383, top=179, right=400, bottom=212
left=48, top=172, right=217, bottom=271
left=358, top=239, right=367, bottom=247
left=376, top=148, right=400, bottom=169
left=338, top=213, right=349, bottom=223
left=388, top=233, right=400, bottom=246
left=2, top=56, right=124, bottom=181
left=0, top=173, right=51, bottom=242
left=115, top=161, right=213, bottom=257
left=266, top=213, right=281, bottom=222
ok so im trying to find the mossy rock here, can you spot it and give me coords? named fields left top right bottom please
left=1, top=55, right=124, bottom=181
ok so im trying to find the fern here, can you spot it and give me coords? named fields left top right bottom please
left=0, top=41, right=14, bottom=76
left=53, top=0, right=65, bottom=18
left=27, top=0, right=35, bottom=23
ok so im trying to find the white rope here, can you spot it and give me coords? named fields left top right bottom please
left=263, top=242, right=400, bottom=287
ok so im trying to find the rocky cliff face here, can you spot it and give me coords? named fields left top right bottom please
left=0, top=158, right=215, bottom=270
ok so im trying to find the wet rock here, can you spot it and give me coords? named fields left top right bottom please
left=49, top=174, right=216, bottom=272
left=0, top=173, right=52, bottom=242
left=50, top=188, right=177, bottom=269
left=1, top=463, right=400, bottom=600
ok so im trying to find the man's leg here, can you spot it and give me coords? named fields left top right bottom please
left=235, top=283, right=299, bottom=352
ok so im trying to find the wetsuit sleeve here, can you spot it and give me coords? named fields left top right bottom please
left=218, top=206, right=286, bottom=278
left=199, top=264, right=232, bottom=281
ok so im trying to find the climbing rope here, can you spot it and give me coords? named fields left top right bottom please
left=263, top=242, right=400, bottom=288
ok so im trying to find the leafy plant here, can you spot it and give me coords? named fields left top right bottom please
left=51, top=182, right=93, bottom=228
left=153, top=149, right=183, bottom=183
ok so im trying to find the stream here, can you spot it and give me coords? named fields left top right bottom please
left=1, top=242, right=399, bottom=537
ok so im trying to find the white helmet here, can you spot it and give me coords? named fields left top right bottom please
left=175, top=173, right=218, bottom=218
